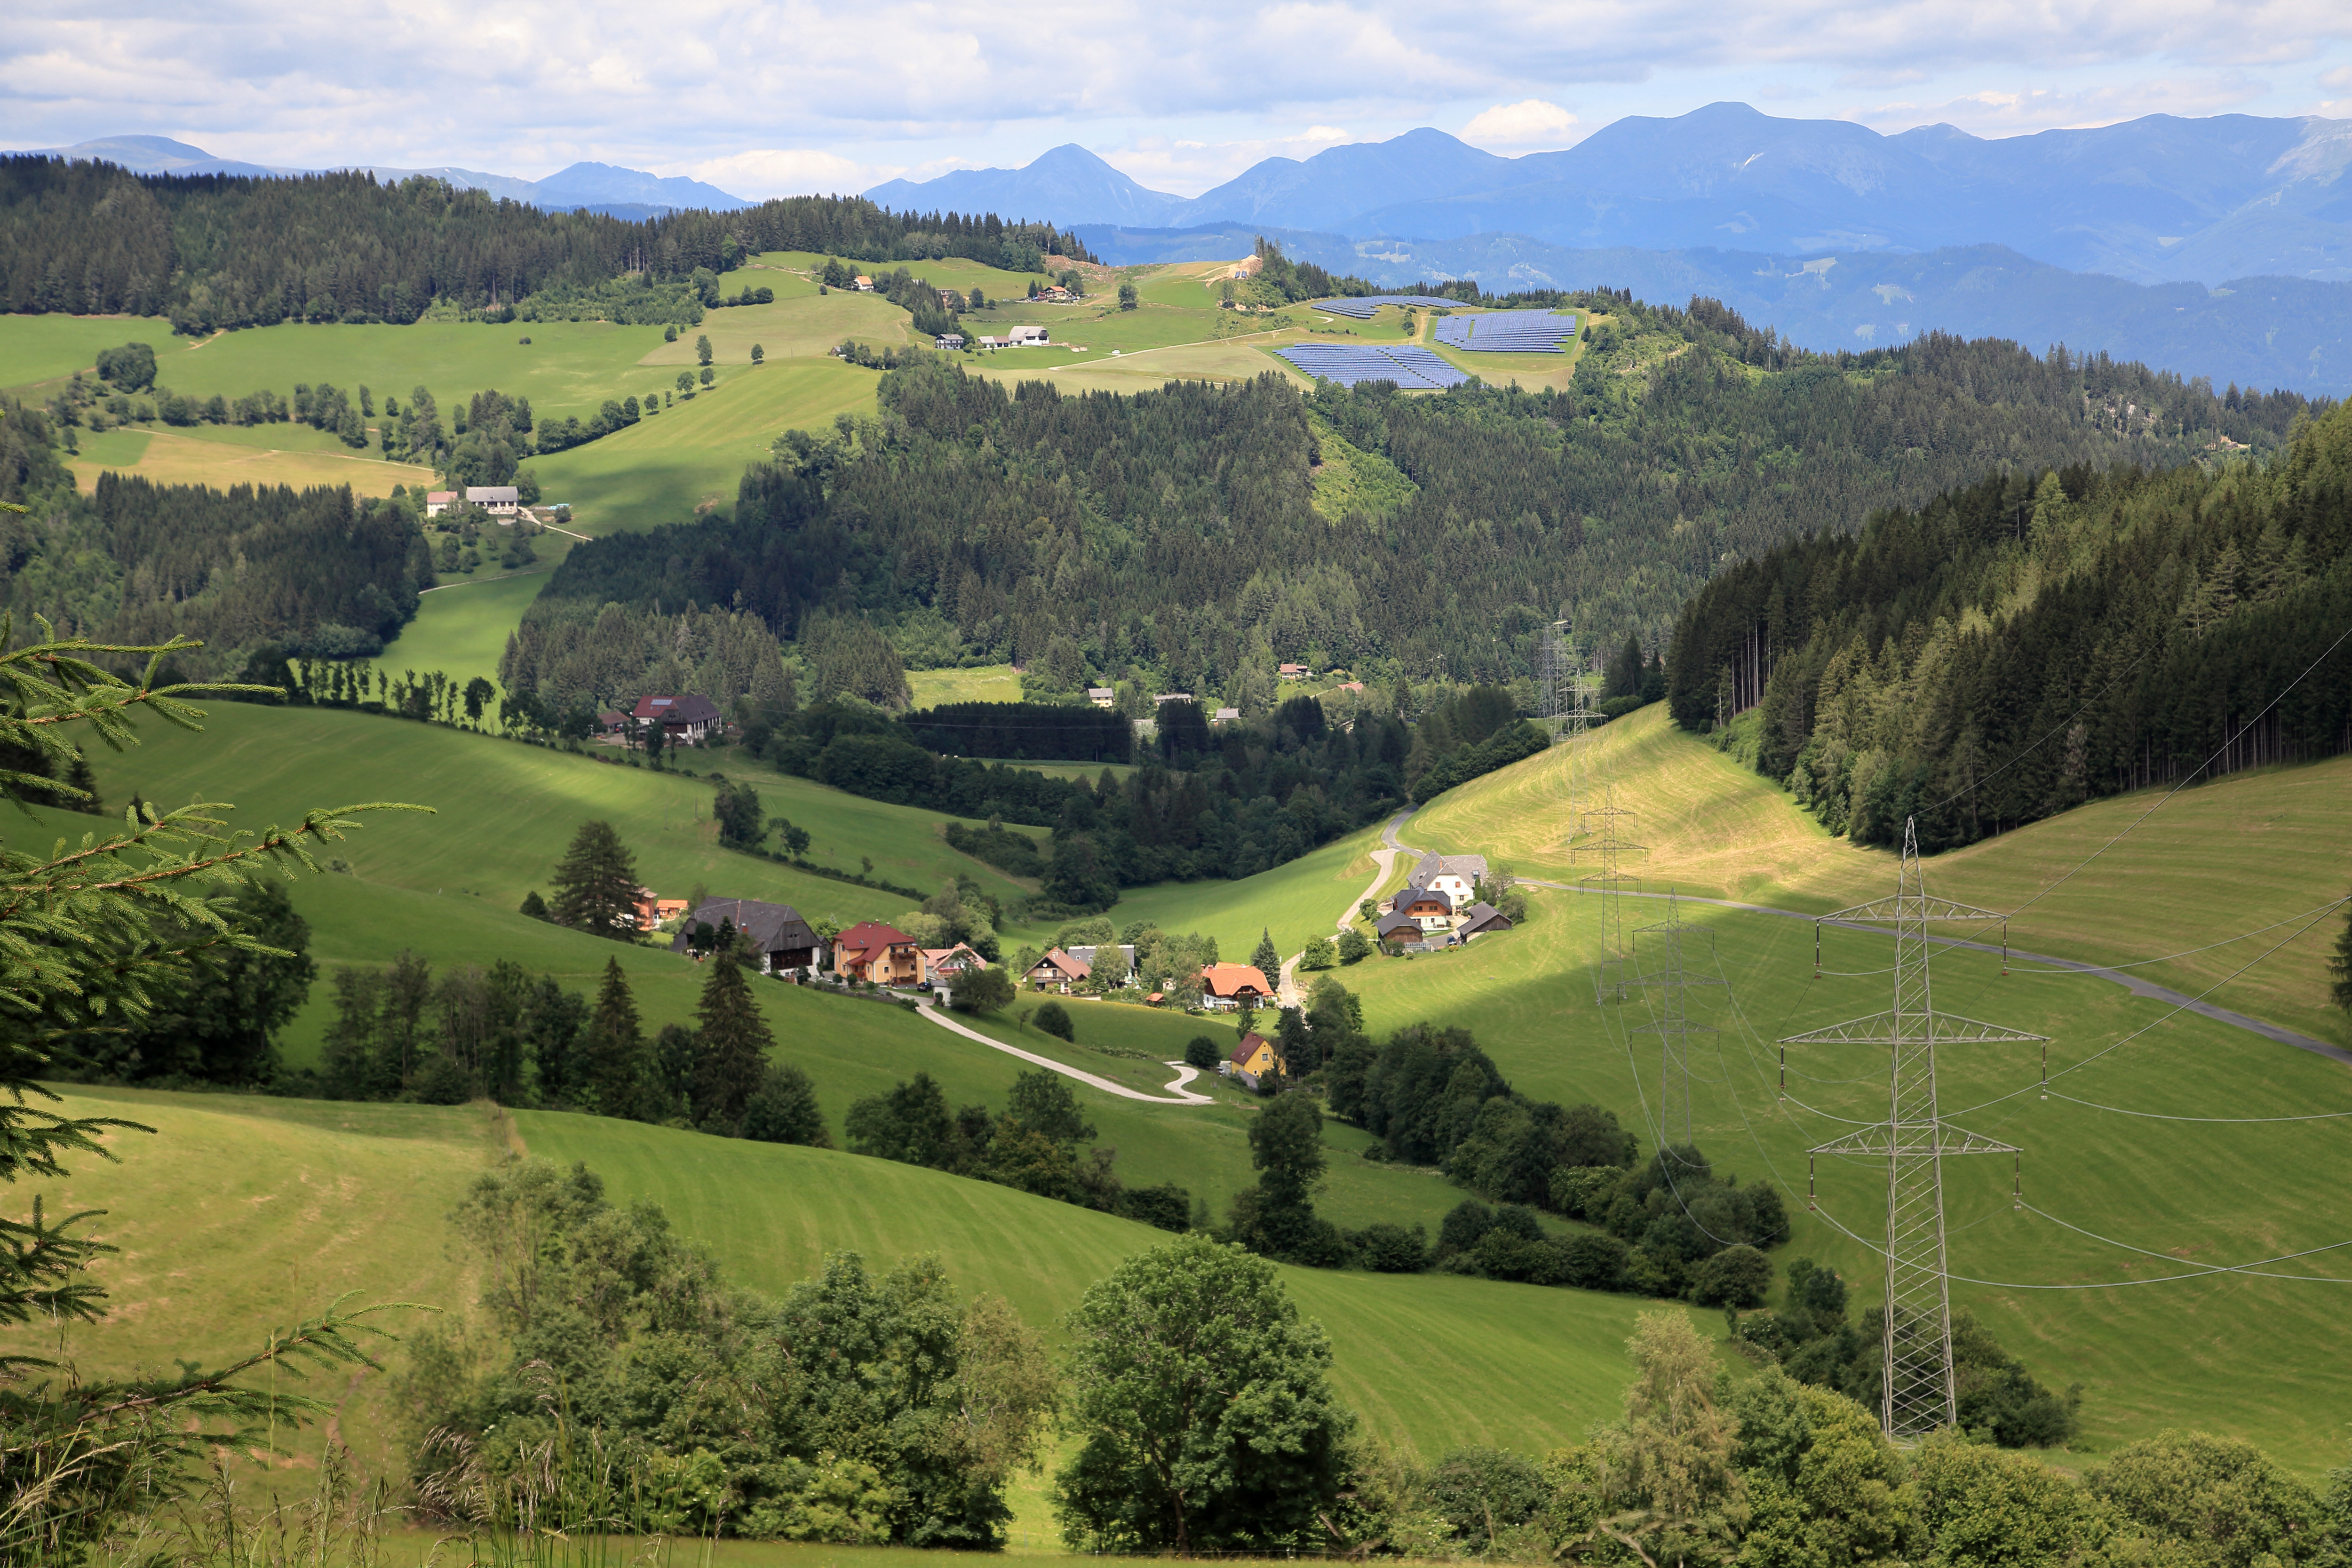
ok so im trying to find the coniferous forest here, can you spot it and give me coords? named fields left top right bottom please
left=1665, top=399, right=2352, bottom=848
left=0, top=157, right=1095, bottom=332
left=509, top=316, right=2315, bottom=717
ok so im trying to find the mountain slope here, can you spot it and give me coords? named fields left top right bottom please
left=866, top=143, right=1186, bottom=225
left=1172, top=128, right=1518, bottom=231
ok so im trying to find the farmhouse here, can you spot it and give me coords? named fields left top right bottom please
left=1407, top=851, right=1487, bottom=908
left=466, top=486, right=520, bottom=517
left=1375, top=909, right=1426, bottom=946
left=1200, top=962, right=1273, bottom=1009
left=1008, top=324, right=1050, bottom=346
left=1396, top=886, right=1455, bottom=930
left=632, top=693, right=723, bottom=745
left=1279, top=663, right=1310, bottom=679
left=1153, top=692, right=1194, bottom=704
left=1226, top=1031, right=1278, bottom=1090
left=922, top=944, right=988, bottom=987
left=1066, top=943, right=1134, bottom=983
left=853, top=275, right=874, bottom=291
left=1026, top=947, right=1091, bottom=990
left=1213, top=707, right=1240, bottom=724
left=1087, top=686, right=1116, bottom=708
left=835, top=921, right=922, bottom=986
left=936, top=333, right=965, bottom=350
left=671, top=898, right=826, bottom=973
left=633, top=888, right=690, bottom=928
left=424, top=490, right=457, bottom=517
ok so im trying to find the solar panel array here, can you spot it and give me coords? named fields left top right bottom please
left=1432, top=310, right=1581, bottom=353
left=1312, top=294, right=1464, bottom=319
left=1276, top=342, right=1468, bottom=389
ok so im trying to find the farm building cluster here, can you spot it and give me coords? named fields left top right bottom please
left=1374, top=852, right=1515, bottom=951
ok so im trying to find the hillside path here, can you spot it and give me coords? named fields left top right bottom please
left=914, top=1000, right=1215, bottom=1103
left=1277, top=820, right=1409, bottom=1007
left=1384, top=810, right=2352, bottom=1067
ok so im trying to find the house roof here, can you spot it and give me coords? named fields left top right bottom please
left=1213, top=707, right=1240, bottom=722
left=669, top=898, right=818, bottom=955
left=1459, top=901, right=1513, bottom=933
left=632, top=693, right=723, bottom=724
left=923, top=944, right=985, bottom=968
left=1231, top=1031, right=1272, bottom=1068
left=1033, top=947, right=1091, bottom=979
left=1154, top=692, right=1193, bottom=703
left=1087, top=686, right=1115, bottom=698
left=1279, top=663, right=1309, bottom=674
left=597, top=709, right=628, bottom=726
left=1200, top=962, right=1272, bottom=998
left=1408, top=851, right=1488, bottom=890
left=836, top=920, right=914, bottom=956
left=466, top=486, right=519, bottom=503
left=1399, top=886, right=1454, bottom=912
left=1338, top=681, right=1365, bottom=692
left=1065, top=944, right=1133, bottom=973
left=1376, top=910, right=1425, bottom=938
left=425, top=490, right=456, bottom=502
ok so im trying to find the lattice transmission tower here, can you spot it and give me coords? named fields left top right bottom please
left=1574, top=776, right=1643, bottom=1004
left=1779, top=816, right=2044, bottom=1441
left=1630, top=893, right=1723, bottom=1147
left=1537, top=621, right=1570, bottom=731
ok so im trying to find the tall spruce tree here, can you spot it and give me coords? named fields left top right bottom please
left=0, top=609, right=416, bottom=1553
left=691, top=945, right=774, bottom=1129
left=2330, top=894, right=2352, bottom=1016
left=1249, top=927, right=1280, bottom=985
left=580, top=957, right=647, bottom=1117
left=549, top=819, right=641, bottom=938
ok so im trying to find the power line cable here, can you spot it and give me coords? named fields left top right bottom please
left=2043, top=1090, right=2352, bottom=1124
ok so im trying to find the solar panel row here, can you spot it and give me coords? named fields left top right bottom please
left=1431, top=310, right=1581, bottom=353
left=1276, top=342, right=1469, bottom=389
left=1312, top=294, right=1464, bottom=319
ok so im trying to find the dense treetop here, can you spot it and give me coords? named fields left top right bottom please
left=0, top=157, right=1094, bottom=331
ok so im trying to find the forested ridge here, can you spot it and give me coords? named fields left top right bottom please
left=513, top=310, right=2315, bottom=715
left=0, top=156, right=1094, bottom=332
left=1666, top=398, right=2352, bottom=848
left=0, top=404, right=432, bottom=663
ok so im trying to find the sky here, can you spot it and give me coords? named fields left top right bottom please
left=7, top=0, right=2352, bottom=198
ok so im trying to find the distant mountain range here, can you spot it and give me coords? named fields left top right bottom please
left=10, top=135, right=753, bottom=216
left=871, top=103, right=2352, bottom=287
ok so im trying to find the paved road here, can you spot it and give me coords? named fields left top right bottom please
left=1277, top=820, right=1408, bottom=1007
left=915, top=999, right=1215, bottom=1103
left=1385, top=810, right=2352, bottom=1067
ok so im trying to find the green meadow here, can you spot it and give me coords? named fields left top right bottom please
left=369, top=558, right=575, bottom=694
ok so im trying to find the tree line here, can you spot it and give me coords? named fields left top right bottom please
left=0, top=417, right=431, bottom=672
left=1665, top=399, right=2352, bottom=849
left=0, top=155, right=1092, bottom=333
left=509, top=322, right=2314, bottom=720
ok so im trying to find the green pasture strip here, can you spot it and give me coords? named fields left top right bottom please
left=1410, top=706, right=2352, bottom=1045
left=517, top=1108, right=1679, bottom=1458
left=1338, top=883, right=2352, bottom=1472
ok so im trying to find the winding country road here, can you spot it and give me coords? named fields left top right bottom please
left=1277, top=816, right=1410, bottom=1006
left=914, top=998, right=1215, bottom=1103
left=1381, top=812, right=2352, bottom=1066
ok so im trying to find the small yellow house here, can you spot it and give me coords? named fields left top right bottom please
left=1224, top=1031, right=1277, bottom=1089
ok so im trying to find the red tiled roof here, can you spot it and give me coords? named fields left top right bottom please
left=836, top=920, right=913, bottom=956
left=1230, top=1031, right=1271, bottom=1067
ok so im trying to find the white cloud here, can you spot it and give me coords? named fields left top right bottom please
left=1460, top=98, right=1581, bottom=149
left=1846, top=74, right=2272, bottom=135
left=2322, top=64, right=2352, bottom=89
left=673, top=149, right=898, bottom=198
left=1099, top=126, right=1357, bottom=195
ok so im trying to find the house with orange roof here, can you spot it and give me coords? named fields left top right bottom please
left=1199, top=962, right=1272, bottom=1010
left=834, top=920, right=922, bottom=986
left=922, top=943, right=988, bottom=989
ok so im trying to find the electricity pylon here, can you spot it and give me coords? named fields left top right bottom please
left=1574, top=778, right=1643, bottom=1003
left=1537, top=621, right=1569, bottom=730
left=1780, top=816, right=2044, bottom=1441
left=1630, top=893, right=1722, bottom=1147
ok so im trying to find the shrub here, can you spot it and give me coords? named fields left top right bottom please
left=1353, top=1222, right=1428, bottom=1273
left=1120, top=1182, right=1193, bottom=1233
left=1298, top=936, right=1336, bottom=971
left=948, top=965, right=1014, bottom=1014
left=1336, top=928, right=1370, bottom=964
left=1033, top=1000, right=1074, bottom=1040
left=743, top=1063, right=831, bottom=1146
left=1184, top=1035, right=1222, bottom=1070
left=1691, top=1242, right=1773, bottom=1307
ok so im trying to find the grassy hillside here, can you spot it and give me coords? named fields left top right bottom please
left=369, top=560, right=575, bottom=694
left=65, top=425, right=438, bottom=496
left=30, top=1080, right=1681, bottom=1502
left=1335, top=875, right=2352, bottom=1472
left=1410, top=705, right=2352, bottom=1046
